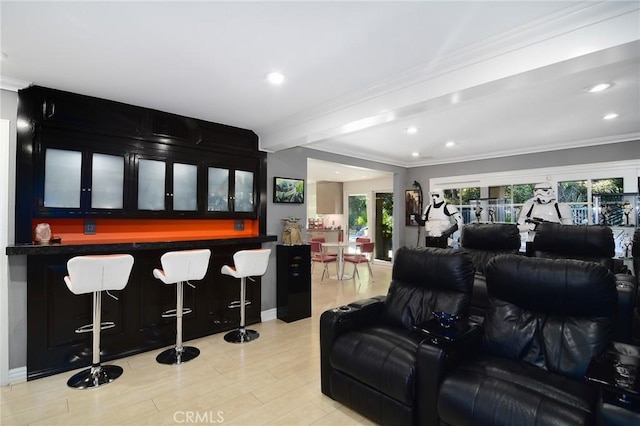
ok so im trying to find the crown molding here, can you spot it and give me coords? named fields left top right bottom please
left=0, top=75, right=31, bottom=92
left=259, top=2, right=640, bottom=153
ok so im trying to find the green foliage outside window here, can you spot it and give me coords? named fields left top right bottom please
left=512, top=184, right=536, bottom=204
left=460, top=187, right=480, bottom=204
left=348, top=195, right=367, bottom=236
left=592, top=178, right=623, bottom=194
left=380, top=193, right=393, bottom=240
left=557, top=180, right=588, bottom=202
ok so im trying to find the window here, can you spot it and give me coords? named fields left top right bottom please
left=442, top=187, right=480, bottom=224
left=488, top=185, right=513, bottom=223
left=558, top=180, right=588, bottom=225
left=592, top=178, right=624, bottom=225
left=430, top=161, right=636, bottom=230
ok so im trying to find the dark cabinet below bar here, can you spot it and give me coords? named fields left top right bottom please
left=276, top=244, right=311, bottom=323
left=14, top=235, right=276, bottom=380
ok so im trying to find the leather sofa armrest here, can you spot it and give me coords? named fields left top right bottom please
left=320, top=298, right=386, bottom=397
left=416, top=324, right=482, bottom=426
left=614, top=274, right=638, bottom=344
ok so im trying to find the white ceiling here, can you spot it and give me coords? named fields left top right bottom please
left=1, top=1, right=639, bottom=183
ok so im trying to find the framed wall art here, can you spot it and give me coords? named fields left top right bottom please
left=274, top=177, right=305, bottom=204
left=405, top=189, right=421, bottom=226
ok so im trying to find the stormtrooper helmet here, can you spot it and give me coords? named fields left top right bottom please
left=430, top=189, right=445, bottom=206
left=533, top=182, right=555, bottom=204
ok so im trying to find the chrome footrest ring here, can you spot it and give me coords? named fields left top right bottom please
left=74, top=321, right=116, bottom=334
left=161, top=308, right=193, bottom=318
left=228, top=300, right=252, bottom=309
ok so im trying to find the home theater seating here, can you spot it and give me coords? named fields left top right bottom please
left=458, top=223, right=521, bottom=319
left=320, top=226, right=640, bottom=426
left=534, top=223, right=638, bottom=343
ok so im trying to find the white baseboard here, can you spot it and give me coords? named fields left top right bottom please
left=261, top=308, right=277, bottom=322
left=8, top=366, right=26, bottom=385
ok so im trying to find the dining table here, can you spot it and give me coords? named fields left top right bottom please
left=321, top=241, right=363, bottom=280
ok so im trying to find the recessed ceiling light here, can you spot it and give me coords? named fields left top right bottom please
left=405, top=126, right=418, bottom=135
left=603, top=113, right=619, bottom=120
left=586, top=83, right=612, bottom=93
left=266, top=72, right=285, bottom=85
left=445, top=141, right=455, bottom=147
left=16, top=119, right=29, bottom=129
left=411, top=152, right=420, bottom=157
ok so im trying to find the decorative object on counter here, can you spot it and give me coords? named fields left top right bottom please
left=282, top=217, right=303, bottom=245
left=474, top=203, right=483, bottom=223
left=488, top=207, right=495, bottom=223
left=34, top=223, right=52, bottom=244
left=621, top=234, right=633, bottom=258
left=601, top=204, right=610, bottom=226
left=623, top=201, right=633, bottom=226
left=273, top=177, right=304, bottom=204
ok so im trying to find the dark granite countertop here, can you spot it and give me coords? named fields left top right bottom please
left=6, top=235, right=278, bottom=256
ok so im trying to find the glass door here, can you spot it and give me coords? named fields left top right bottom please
left=375, top=192, right=393, bottom=261
left=348, top=195, right=368, bottom=241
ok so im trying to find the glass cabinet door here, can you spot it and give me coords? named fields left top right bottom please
left=208, top=167, right=229, bottom=212
left=91, top=153, right=124, bottom=209
left=44, top=148, right=82, bottom=208
left=234, top=170, right=254, bottom=212
left=173, top=163, right=197, bottom=211
left=138, top=159, right=166, bottom=210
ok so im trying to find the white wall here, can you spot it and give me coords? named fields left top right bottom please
left=1, top=119, right=10, bottom=385
left=1, top=89, right=26, bottom=382
left=343, top=177, right=393, bottom=243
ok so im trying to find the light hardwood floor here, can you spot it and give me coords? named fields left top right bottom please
left=1, top=258, right=392, bottom=426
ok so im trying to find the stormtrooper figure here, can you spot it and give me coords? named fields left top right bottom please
left=413, top=189, right=463, bottom=248
left=517, top=182, right=573, bottom=237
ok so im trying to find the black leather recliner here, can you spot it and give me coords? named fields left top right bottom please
left=320, top=246, right=474, bottom=426
left=459, top=223, right=521, bottom=319
left=437, top=254, right=618, bottom=426
left=534, top=223, right=638, bottom=343
left=533, top=223, right=617, bottom=269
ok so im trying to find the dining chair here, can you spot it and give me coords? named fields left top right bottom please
left=344, top=241, right=375, bottom=282
left=310, top=241, right=338, bottom=282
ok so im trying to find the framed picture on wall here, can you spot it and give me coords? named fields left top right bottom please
left=274, top=177, right=305, bottom=204
left=405, top=189, right=421, bottom=226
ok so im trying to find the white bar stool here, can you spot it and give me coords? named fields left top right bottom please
left=153, top=249, right=211, bottom=365
left=222, top=248, right=271, bottom=343
left=64, top=254, right=134, bottom=389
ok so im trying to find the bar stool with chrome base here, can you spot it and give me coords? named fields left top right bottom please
left=153, top=249, right=211, bottom=365
left=64, top=254, right=134, bottom=389
left=222, top=248, right=271, bottom=343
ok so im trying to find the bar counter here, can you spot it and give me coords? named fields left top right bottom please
left=5, top=234, right=278, bottom=256
left=9, top=234, right=277, bottom=380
